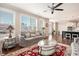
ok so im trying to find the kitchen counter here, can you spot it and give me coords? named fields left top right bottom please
left=62, top=31, right=79, bottom=44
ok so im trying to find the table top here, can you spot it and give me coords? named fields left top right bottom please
left=38, top=40, right=57, bottom=47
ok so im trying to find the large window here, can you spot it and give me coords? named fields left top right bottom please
left=38, top=19, right=43, bottom=31
left=37, top=18, right=46, bottom=35
left=30, top=17, right=36, bottom=32
left=0, top=8, right=15, bottom=38
left=21, top=15, right=37, bottom=36
left=21, top=14, right=46, bottom=37
left=0, top=11, right=14, bottom=25
left=21, top=15, right=30, bottom=33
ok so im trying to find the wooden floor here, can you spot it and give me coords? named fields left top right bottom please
left=2, top=44, right=23, bottom=54
left=2, top=35, right=70, bottom=55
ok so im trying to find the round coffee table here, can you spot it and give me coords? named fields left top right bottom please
left=38, top=40, right=57, bottom=56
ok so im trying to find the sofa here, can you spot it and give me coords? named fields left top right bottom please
left=19, top=31, right=45, bottom=47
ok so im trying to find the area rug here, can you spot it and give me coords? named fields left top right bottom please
left=6, top=43, right=70, bottom=56
left=17, top=44, right=66, bottom=56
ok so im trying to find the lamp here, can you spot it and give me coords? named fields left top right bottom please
left=7, top=25, right=14, bottom=38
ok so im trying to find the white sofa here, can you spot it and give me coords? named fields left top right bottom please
left=19, top=31, right=45, bottom=47
left=19, top=36, right=44, bottom=47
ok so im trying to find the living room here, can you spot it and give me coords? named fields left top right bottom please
left=0, top=3, right=79, bottom=56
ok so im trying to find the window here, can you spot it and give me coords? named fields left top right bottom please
left=38, top=19, right=43, bottom=32
left=30, top=17, right=36, bottom=32
left=21, top=15, right=37, bottom=32
left=0, top=8, right=15, bottom=38
left=21, top=15, right=30, bottom=33
left=0, top=11, right=13, bottom=25
left=21, top=15, right=46, bottom=36
left=37, top=18, right=46, bottom=35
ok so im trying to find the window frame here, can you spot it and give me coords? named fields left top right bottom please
left=20, top=13, right=37, bottom=33
left=20, top=14, right=31, bottom=32
left=0, top=7, right=16, bottom=36
left=30, top=16, right=37, bottom=32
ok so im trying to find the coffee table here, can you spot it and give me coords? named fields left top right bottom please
left=38, top=40, right=57, bottom=55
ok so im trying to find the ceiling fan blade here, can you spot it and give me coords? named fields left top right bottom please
left=54, top=3, right=63, bottom=9
left=55, top=9, right=64, bottom=11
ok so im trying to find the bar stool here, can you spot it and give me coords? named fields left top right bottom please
left=72, top=34, right=78, bottom=42
left=65, top=33, right=71, bottom=45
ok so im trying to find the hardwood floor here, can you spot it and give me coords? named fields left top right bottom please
left=2, top=44, right=23, bottom=54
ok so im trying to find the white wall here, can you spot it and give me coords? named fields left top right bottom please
left=58, top=21, right=73, bottom=35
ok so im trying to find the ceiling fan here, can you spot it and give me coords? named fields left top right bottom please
left=44, top=3, right=64, bottom=14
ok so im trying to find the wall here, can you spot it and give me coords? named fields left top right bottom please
left=58, top=21, right=73, bottom=35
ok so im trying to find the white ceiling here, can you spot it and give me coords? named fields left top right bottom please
left=9, top=3, right=79, bottom=22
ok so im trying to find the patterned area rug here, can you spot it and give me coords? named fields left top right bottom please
left=6, top=43, right=70, bottom=56
left=17, top=44, right=66, bottom=56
